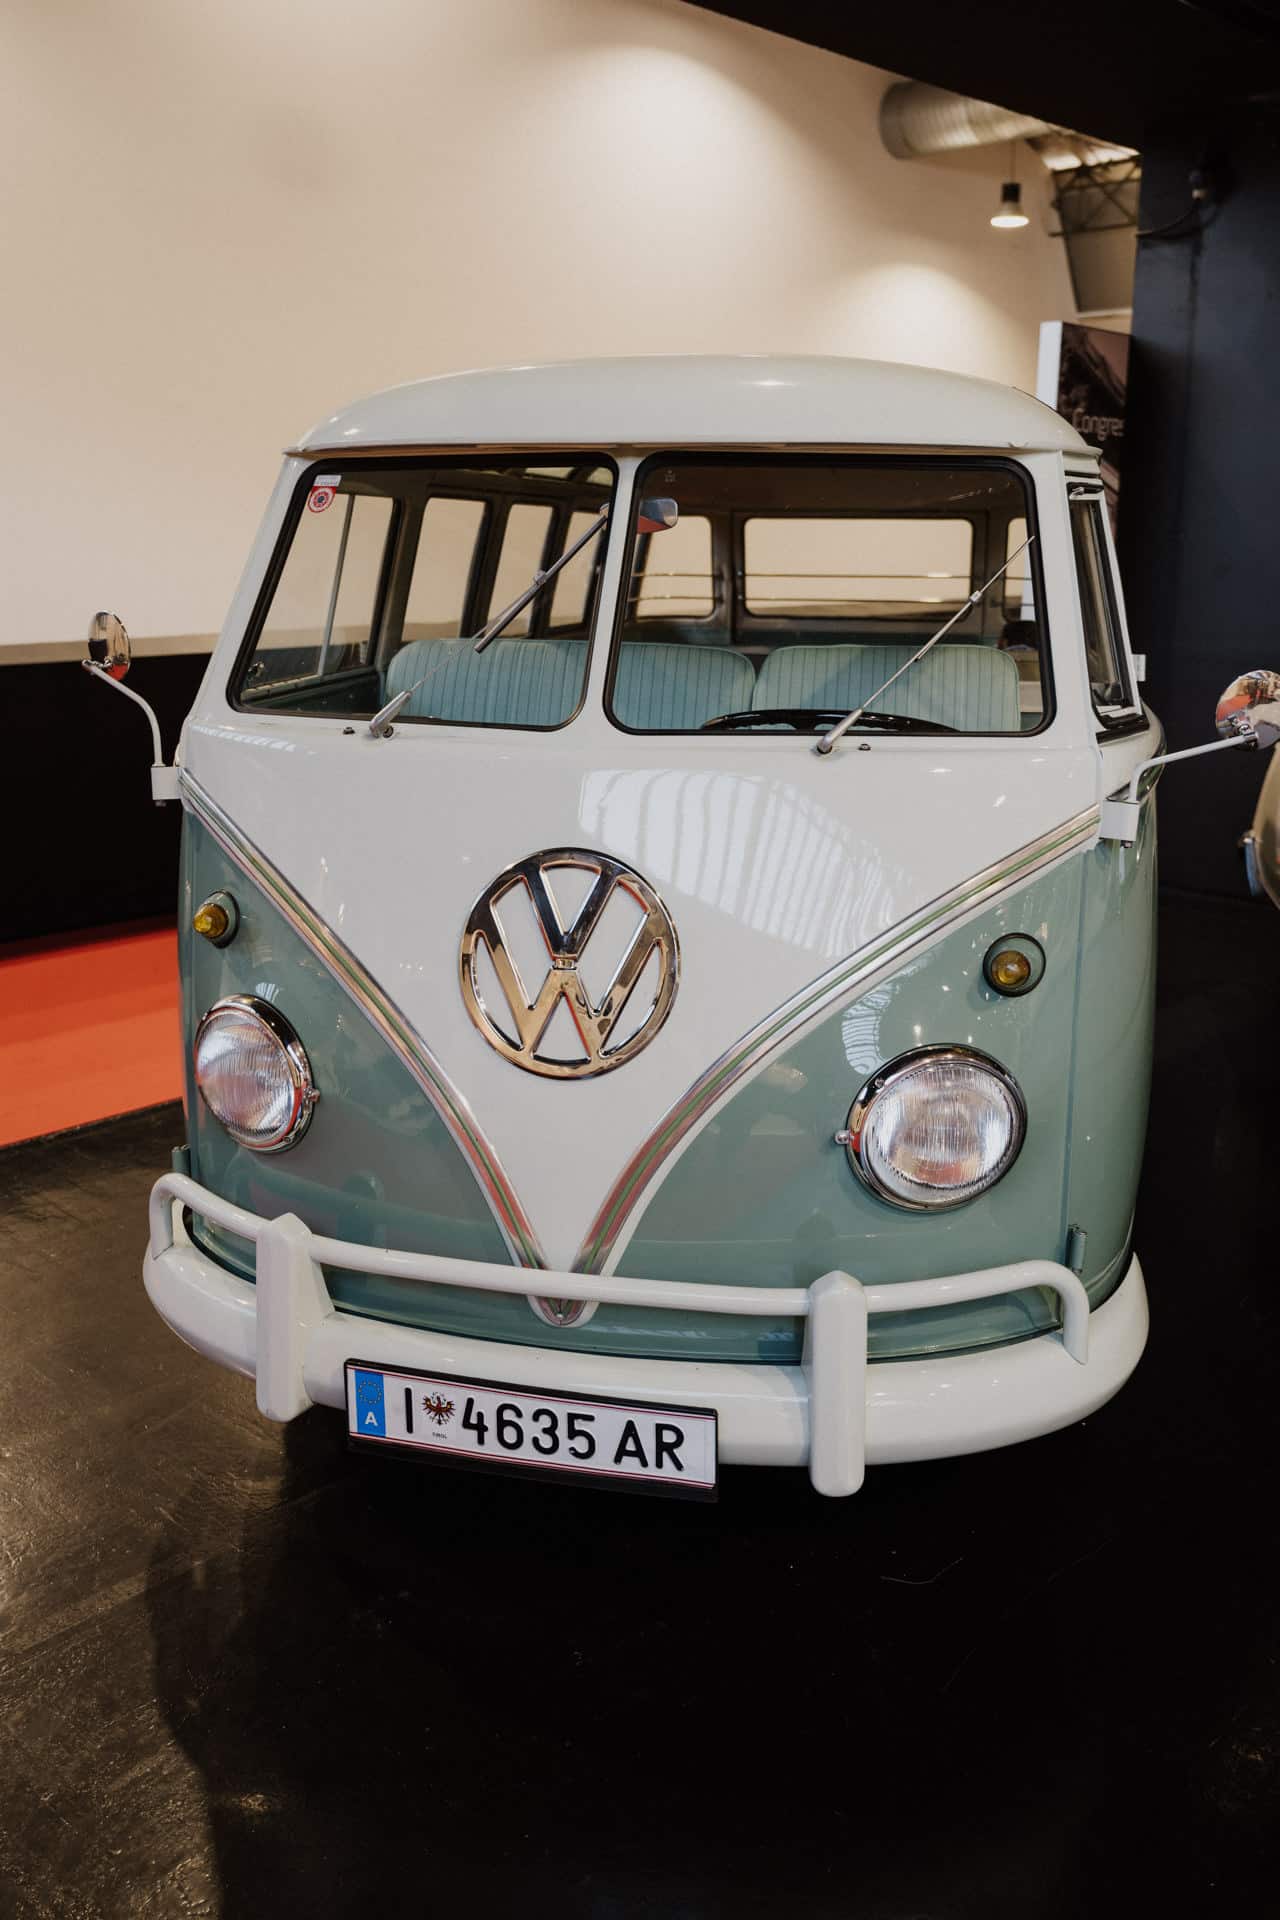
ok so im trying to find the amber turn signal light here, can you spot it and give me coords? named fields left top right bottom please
left=982, top=936, right=1044, bottom=997
left=193, top=892, right=239, bottom=947
left=989, top=949, right=1031, bottom=989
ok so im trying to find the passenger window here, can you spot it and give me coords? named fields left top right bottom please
left=550, top=510, right=602, bottom=628
left=1004, top=516, right=1033, bottom=618
left=404, top=498, right=485, bottom=639
left=610, top=458, right=1045, bottom=736
left=236, top=457, right=614, bottom=726
left=247, top=489, right=392, bottom=691
left=629, top=515, right=714, bottom=620
left=488, top=504, right=554, bottom=635
left=743, top=518, right=972, bottom=618
left=1070, top=497, right=1136, bottom=722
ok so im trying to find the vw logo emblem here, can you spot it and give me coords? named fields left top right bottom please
left=459, top=849, right=679, bottom=1079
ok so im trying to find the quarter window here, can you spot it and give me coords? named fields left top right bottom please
left=404, top=498, right=485, bottom=640
left=1070, top=496, right=1136, bottom=722
left=488, top=504, right=554, bottom=635
left=1004, top=516, right=1032, bottom=618
left=629, top=514, right=715, bottom=620
left=550, top=510, right=604, bottom=628
left=246, top=491, right=393, bottom=694
left=744, top=517, right=973, bottom=618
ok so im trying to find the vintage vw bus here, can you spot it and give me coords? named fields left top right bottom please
left=87, top=357, right=1266, bottom=1498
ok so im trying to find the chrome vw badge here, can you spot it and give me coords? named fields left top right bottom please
left=460, top=849, right=679, bottom=1078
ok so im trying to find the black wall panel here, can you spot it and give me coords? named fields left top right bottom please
left=1120, top=107, right=1280, bottom=897
left=2, top=652, right=209, bottom=943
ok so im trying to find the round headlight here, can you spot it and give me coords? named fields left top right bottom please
left=841, top=1046, right=1025, bottom=1211
left=194, top=995, right=317, bottom=1151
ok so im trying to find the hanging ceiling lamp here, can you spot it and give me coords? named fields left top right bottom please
left=991, top=142, right=1030, bottom=228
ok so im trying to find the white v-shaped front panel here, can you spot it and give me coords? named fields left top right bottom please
left=185, top=717, right=1098, bottom=1270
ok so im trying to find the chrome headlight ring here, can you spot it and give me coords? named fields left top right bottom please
left=840, top=1044, right=1027, bottom=1212
left=194, top=994, right=318, bottom=1152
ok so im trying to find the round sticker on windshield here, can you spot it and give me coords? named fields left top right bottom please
left=307, top=484, right=336, bottom=513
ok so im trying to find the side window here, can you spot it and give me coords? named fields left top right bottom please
left=629, top=514, right=714, bottom=620
left=743, top=518, right=973, bottom=619
left=1004, top=516, right=1033, bottom=620
left=404, top=498, right=485, bottom=640
left=487, top=503, right=554, bottom=635
left=1070, top=497, right=1136, bottom=722
left=248, top=490, right=392, bottom=691
left=549, top=510, right=602, bottom=629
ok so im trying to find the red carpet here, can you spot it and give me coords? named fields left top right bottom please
left=0, top=923, right=181, bottom=1147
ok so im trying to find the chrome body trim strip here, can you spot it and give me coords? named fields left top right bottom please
left=573, top=805, right=1101, bottom=1275
left=180, top=772, right=547, bottom=1269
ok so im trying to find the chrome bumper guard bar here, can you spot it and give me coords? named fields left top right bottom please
left=148, top=1173, right=1090, bottom=1497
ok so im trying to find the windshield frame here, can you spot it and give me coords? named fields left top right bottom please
left=227, top=452, right=619, bottom=732
left=601, top=451, right=1056, bottom=741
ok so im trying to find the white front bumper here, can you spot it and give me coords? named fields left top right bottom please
left=144, top=1173, right=1148, bottom=1497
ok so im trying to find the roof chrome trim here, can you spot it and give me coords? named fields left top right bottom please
left=181, top=772, right=546, bottom=1270
left=573, top=805, right=1101, bottom=1276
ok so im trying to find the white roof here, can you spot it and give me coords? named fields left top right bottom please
left=295, top=355, right=1089, bottom=456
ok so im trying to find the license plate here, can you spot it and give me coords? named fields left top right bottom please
left=345, top=1362, right=718, bottom=1500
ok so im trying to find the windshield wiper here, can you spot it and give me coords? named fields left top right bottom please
left=367, top=508, right=610, bottom=737
left=367, top=495, right=679, bottom=738
left=813, top=534, right=1035, bottom=757
left=701, top=707, right=957, bottom=735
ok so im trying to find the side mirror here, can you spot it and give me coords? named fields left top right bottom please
left=637, top=497, right=679, bottom=533
left=86, top=610, right=132, bottom=681
left=1099, top=667, right=1280, bottom=846
left=80, top=610, right=179, bottom=802
left=1215, top=669, right=1280, bottom=750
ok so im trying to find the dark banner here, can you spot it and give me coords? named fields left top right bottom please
left=1037, top=320, right=1130, bottom=531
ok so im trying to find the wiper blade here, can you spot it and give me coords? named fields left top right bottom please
left=701, top=707, right=956, bottom=735
left=701, top=707, right=838, bottom=732
left=813, top=534, right=1035, bottom=757
left=367, top=505, right=613, bottom=737
left=471, top=506, right=611, bottom=656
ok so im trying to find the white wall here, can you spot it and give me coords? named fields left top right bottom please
left=1, top=0, right=1077, bottom=646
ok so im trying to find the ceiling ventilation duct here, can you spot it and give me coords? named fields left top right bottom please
left=879, top=81, right=1140, bottom=315
left=879, top=82, right=1058, bottom=159
left=879, top=81, right=1132, bottom=170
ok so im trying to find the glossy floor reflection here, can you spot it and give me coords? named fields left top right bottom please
left=1, top=890, right=1276, bottom=1918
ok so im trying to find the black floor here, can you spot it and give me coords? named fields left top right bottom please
left=1, top=890, right=1276, bottom=1918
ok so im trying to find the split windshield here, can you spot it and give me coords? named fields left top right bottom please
left=233, top=452, right=1047, bottom=736
left=607, top=456, right=1046, bottom=735
left=233, top=457, right=615, bottom=728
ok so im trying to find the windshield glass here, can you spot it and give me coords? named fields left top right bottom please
left=606, top=456, right=1049, bottom=736
left=233, top=457, right=615, bottom=727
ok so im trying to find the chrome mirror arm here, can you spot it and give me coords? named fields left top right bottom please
left=81, top=660, right=180, bottom=804
left=82, top=659, right=165, bottom=764
left=1099, top=733, right=1254, bottom=846
left=1124, top=732, right=1253, bottom=803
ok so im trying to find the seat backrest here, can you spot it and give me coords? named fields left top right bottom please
left=753, top=642, right=1020, bottom=732
left=612, top=641, right=756, bottom=730
left=384, top=636, right=585, bottom=726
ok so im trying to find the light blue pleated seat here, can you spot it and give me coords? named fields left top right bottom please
left=612, top=641, right=756, bottom=730
left=384, top=637, right=586, bottom=726
left=752, top=642, right=1020, bottom=732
